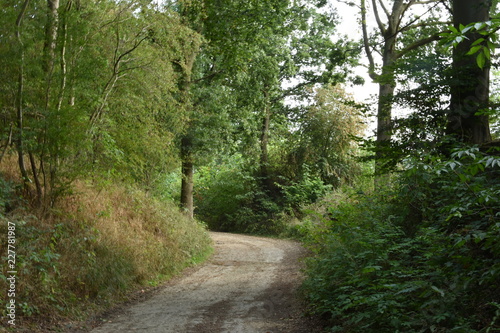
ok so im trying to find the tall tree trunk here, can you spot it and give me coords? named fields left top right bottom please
left=56, top=0, right=71, bottom=113
left=447, top=0, right=492, bottom=144
left=31, top=0, right=60, bottom=207
left=15, top=0, right=30, bottom=186
left=373, top=1, right=400, bottom=184
left=43, top=0, right=60, bottom=76
left=180, top=136, right=194, bottom=219
left=29, top=152, right=43, bottom=206
left=260, top=107, right=270, bottom=178
left=361, top=0, right=444, bottom=185
left=259, top=90, right=274, bottom=193
left=374, top=55, right=396, bottom=181
left=362, top=0, right=402, bottom=181
left=179, top=48, right=198, bottom=218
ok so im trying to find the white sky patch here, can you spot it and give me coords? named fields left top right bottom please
left=331, top=0, right=379, bottom=136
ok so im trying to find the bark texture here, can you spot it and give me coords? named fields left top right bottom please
left=179, top=47, right=198, bottom=219
left=180, top=137, right=194, bottom=219
left=447, top=0, right=492, bottom=144
left=259, top=91, right=275, bottom=194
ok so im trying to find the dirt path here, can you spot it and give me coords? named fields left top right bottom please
left=87, top=232, right=324, bottom=333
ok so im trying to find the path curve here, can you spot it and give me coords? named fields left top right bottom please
left=88, top=232, right=323, bottom=333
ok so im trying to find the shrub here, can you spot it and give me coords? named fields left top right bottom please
left=278, top=166, right=333, bottom=213
left=301, top=145, right=500, bottom=332
left=194, top=156, right=286, bottom=234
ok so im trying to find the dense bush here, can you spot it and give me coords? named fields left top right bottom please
left=301, top=145, right=500, bottom=332
left=278, top=166, right=333, bottom=212
left=194, top=156, right=282, bottom=234
left=194, top=156, right=333, bottom=234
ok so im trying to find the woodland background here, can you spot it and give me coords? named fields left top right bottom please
left=1, top=0, right=499, bottom=331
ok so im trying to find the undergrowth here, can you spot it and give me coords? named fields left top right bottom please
left=0, top=178, right=212, bottom=331
left=299, top=146, right=500, bottom=332
left=194, top=155, right=333, bottom=235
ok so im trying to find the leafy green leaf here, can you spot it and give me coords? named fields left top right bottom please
left=466, top=45, right=483, bottom=55
left=483, top=46, right=491, bottom=59
left=431, top=286, right=445, bottom=297
left=461, top=25, right=473, bottom=34
left=477, top=51, right=487, bottom=69
left=471, top=37, right=485, bottom=46
left=362, top=265, right=382, bottom=274
left=487, top=40, right=496, bottom=52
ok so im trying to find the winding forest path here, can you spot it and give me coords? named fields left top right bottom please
left=87, top=232, right=323, bottom=333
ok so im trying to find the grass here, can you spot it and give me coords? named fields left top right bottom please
left=0, top=173, right=212, bottom=332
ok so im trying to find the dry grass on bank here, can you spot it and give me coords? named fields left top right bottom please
left=0, top=172, right=212, bottom=332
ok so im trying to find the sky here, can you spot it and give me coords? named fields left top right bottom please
left=334, top=1, right=379, bottom=103
left=331, top=1, right=379, bottom=135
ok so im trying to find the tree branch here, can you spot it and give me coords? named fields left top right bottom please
left=114, top=35, right=148, bottom=72
left=400, top=0, right=416, bottom=25
left=396, top=32, right=443, bottom=59
left=191, top=69, right=225, bottom=84
left=0, top=124, right=13, bottom=165
left=399, top=20, right=452, bottom=34
left=397, top=0, right=446, bottom=35
left=362, top=0, right=379, bottom=80
left=439, top=0, right=452, bottom=15
left=413, top=0, right=443, bottom=4
left=371, top=0, right=387, bottom=34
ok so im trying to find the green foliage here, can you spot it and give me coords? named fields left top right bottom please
left=402, top=146, right=500, bottom=289
left=301, top=145, right=500, bottom=332
left=0, top=176, right=16, bottom=213
left=194, top=155, right=284, bottom=234
left=283, top=85, right=366, bottom=186
left=191, top=87, right=366, bottom=235
left=278, top=166, right=332, bottom=211
left=194, top=155, right=252, bottom=231
left=0, top=0, right=189, bottom=205
left=194, top=150, right=347, bottom=235
left=440, top=20, right=499, bottom=69
left=0, top=219, right=63, bottom=317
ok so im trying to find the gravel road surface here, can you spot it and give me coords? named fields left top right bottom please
left=87, top=232, right=323, bottom=333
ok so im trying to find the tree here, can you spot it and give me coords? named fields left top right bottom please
left=174, top=2, right=203, bottom=219
left=12, top=0, right=31, bottom=191
left=286, top=84, right=366, bottom=186
left=1, top=0, right=188, bottom=206
left=230, top=2, right=357, bottom=195
left=171, top=0, right=354, bottom=217
left=359, top=0, right=448, bottom=178
left=446, top=0, right=492, bottom=144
